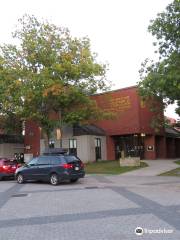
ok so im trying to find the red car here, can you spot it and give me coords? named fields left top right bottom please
left=0, top=158, right=19, bottom=180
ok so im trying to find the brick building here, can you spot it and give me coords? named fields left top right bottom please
left=24, top=86, right=180, bottom=162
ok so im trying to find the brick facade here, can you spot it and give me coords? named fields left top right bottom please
left=24, top=86, right=180, bottom=160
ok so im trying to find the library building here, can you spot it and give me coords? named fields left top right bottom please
left=24, top=86, right=180, bottom=162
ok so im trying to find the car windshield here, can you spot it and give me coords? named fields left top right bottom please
left=28, top=158, right=38, bottom=165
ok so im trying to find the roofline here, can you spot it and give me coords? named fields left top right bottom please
left=91, top=85, right=138, bottom=97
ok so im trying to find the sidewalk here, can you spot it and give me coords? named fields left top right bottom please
left=120, top=159, right=179, bottom=176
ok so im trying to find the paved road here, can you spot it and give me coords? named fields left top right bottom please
left=0, top=174, right=180, bottom=240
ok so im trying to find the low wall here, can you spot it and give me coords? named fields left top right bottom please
left=120, top=157, right=140, bottom=167
left=0, top=143, right=24, bottom=158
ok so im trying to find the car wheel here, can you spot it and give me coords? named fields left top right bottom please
left=50, top=174, right=59, bottom=186
left=17, top=174, right=24, bottom=184
left=70, top=179, right=78, bottom=183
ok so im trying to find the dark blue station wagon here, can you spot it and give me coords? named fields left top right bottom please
left=15, top=154, right=85, bottom=185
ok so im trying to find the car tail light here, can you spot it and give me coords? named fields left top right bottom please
left=62, top=163, right=73, bottom=169
left=2, top=165, right=9, bottom=170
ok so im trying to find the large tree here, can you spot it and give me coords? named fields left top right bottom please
left=0, top=15, right=110, bottom=144
left=138, top=0, right=180, bottom=116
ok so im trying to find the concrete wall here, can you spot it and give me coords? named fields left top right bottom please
left=40, top=139, right=45, bottom=155
left=39, top=125, right=107, bottom=163
left=76, top=135, right=107, bottom=163
left=0, top=143, right=24, bottom=158
left=76, top=135, right=89, bottom=162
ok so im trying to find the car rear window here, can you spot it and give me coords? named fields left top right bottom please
left=64, top=155, right=79, bottom=163
left=50, top=155, right=79, bottom=164
left=51, top=156, right=66, bottom=165
left=3, top=160, right=17, bottom=166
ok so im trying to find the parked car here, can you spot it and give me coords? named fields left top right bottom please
left=15, top=154, right=85, bottom=185
left=0, top=158, right=19, bottom=180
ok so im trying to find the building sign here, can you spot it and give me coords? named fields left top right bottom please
left=105, top=96, right=131, bottom=112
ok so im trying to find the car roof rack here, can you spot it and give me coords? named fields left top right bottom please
left=43, top=148, right=68, bottom=155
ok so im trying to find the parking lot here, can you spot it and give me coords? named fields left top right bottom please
left=0, top=175, right=180, bottom=240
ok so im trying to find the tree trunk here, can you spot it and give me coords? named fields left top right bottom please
left=42, top=131, right=49, bottom=149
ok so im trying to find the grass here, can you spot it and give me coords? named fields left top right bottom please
left=84, top=160, right=148, bottom=175
left=174, top=160, right=180, bottom=165
left=159, top=159, right=180, bottom=176
left=159, top=168, right=180, bottom=176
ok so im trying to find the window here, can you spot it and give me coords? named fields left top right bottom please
left=64, top=155, right=79, bottom=163
left=69, top=139, right=77, bottom=156
left=51, top=156, right=66, bottom=165
left=95, top=138, right=101, bottom=161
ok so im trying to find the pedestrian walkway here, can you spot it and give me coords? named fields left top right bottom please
left=121, top=159, right=179, bottom=176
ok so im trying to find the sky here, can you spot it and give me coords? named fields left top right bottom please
left=0, top=0, right=178, bottom=119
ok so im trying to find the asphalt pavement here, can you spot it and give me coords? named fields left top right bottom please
left=0, top=172, right=180, bottom=240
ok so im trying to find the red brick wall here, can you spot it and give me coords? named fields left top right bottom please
left=138, top=96, right=165, bottom=135
left=175, top=139, right=180, bottom=158
left=106, top=136, right=115, bottom=160
left=92, top=87, right=141, bottom=135
left=24, top=121, right=40, bottom=157
left=92, top=86, right=166, bottom=160
left=155, top=136, right=166, bottom=159
left=144, top=135, right=156, bottom=159
left=92, top=86, right=165, bottom=136
left=166, top=138, right=176, bottom=158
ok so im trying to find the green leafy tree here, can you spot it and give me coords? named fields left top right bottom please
left=138, top=0, right=180, bottom=116
left=0, top=114, right=22, bottom=135
left=0, top=15, right=111, bottom=145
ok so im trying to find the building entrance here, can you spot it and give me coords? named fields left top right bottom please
left=114, top=134, right=144, bottom=160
